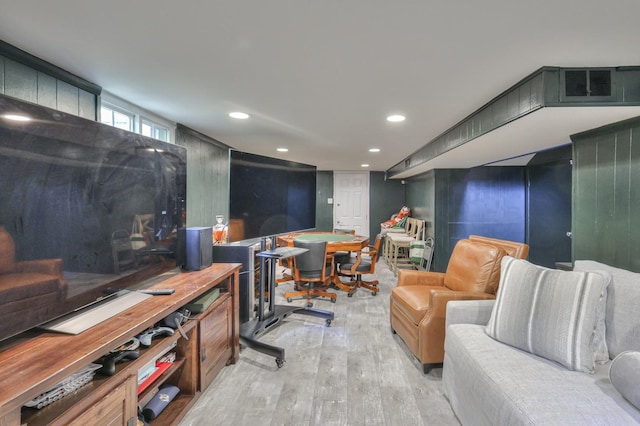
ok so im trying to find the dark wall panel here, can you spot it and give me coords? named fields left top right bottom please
left=527, top=159, right=572, bottom=268
left=433, top=167, right=526, bottom=272
left=176, top=125, right=230, bottom=228
left=371, top=172, right=405, bottom=237
left=405, top=170, right=434, bottom=238
left=316, top=171, right=333, bottom=232
left=0, top=55, right=97, bottom=120
left=4, top=58, right=37, bottom=103
left=572, top=117, right=640, bottom=271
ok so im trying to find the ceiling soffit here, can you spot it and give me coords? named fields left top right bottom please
left=386, top=66, right=640, bottom=179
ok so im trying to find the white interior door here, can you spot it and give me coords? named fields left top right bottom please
left=333, top=171, right=370, bottom=237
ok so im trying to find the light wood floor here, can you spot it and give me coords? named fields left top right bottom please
left=179, top=261, right=460, bottom=426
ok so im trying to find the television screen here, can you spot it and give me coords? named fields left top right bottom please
left=229, top=151, right=316, bottom=241
left=0, top=94, right=186, bottom=343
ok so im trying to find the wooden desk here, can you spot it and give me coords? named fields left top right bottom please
left=277, top=232, right=369, bottom=292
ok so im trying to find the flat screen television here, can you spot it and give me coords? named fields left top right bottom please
left=229, top=150, right=316, bottom=242
left=0, top=94, right=186, bottom=344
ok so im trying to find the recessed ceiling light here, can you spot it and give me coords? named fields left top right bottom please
left=2, top=114, right=31, bottom=122
left=229, top=112, right=249, bottom=119
left=386, top=114, right=405, bottom=122
left=277, top=148, right=288, bottom=152
left=369, top=148, right=381, bottom=153
left=361, top=164, right=370, bottom=168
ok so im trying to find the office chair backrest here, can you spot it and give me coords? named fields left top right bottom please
left=293, top=239, right=327, bottom=277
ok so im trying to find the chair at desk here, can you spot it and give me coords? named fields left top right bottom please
left=338, top=235, right=382, bottom=297
left=276, top=256, right=294, bottom=285
left=332, top=228, right=355, bottom=272
left=283, top=240, right=337, bottom=307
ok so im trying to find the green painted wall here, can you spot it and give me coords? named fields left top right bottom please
left=370, top=172, right=405, bottom=238
left=175, top=124, right=230, bottom=228
left=405, top=170, right=435, bottom=239
left=571, top=116, right=640, bottom=271
left=316, top=171, right=333, bottom=232
left=0, top=55, right=96, bottom=120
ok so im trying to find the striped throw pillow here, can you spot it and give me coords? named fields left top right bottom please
left=486, top=257, right=610, bottom=373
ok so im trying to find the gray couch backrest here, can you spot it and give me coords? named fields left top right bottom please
left=574, top=260, right=640, bottom=359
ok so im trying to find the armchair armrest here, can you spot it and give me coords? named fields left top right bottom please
left=445, top=299, right=496, bottom=329
left=397, top=269, right=445, bottom=287
left=427, top=290, right=496, bottom=321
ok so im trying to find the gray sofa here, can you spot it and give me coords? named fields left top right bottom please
left=442, top=259, right=640, bottom=425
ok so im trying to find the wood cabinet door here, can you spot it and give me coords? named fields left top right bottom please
left=66, top=375, right=137, bottom=426
left=199, top=298, right=232, bottom=390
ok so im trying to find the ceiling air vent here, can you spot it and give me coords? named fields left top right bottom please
left=563, top=69, right=612, bottom=99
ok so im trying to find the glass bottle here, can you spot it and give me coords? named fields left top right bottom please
left=213, top=215, right=228, bottom=244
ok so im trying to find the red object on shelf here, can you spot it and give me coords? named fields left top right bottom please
left=137, top=362, right=173, bottom=395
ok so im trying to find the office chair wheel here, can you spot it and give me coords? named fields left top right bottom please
left=326, top=319, right=332, bottom=327
left=287, top=298, right=292, bottom=303
left=347, top=292, right=353, bottom=298
left=307, top=302, right=313, bottom=307
left=276, top=358, right=285, bottom=368
left=331, top=298, right=336, bottom=303
left=372, top=291, right=377, bottom=296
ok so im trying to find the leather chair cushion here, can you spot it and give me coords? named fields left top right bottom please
left=391, top=285, right=443, bottom=325
left=444, top=239, right=506, bottom=294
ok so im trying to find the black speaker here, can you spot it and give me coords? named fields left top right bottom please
left=177, top=227, right=213, bottom=270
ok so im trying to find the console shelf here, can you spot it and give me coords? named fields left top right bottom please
left=0, top=263, right=241, bottom=426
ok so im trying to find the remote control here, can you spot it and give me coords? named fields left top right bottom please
left=138, top=288, right=175, bottom=295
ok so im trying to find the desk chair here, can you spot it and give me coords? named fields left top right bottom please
left=276, top=256, right=294, bottom=285
left=338, top=235, right=382, bottom=297
left=283, top=240, right=337, bottom=307
left=332, top=228, right=356, bottom=267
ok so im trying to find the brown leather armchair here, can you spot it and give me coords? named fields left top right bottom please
left=389, top=236, right=529, bottom=372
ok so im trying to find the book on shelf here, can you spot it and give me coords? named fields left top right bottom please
left=137, top=362, right=173, bottom=395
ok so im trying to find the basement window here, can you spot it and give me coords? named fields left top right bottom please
left=99, top=93, right=174, bottom=143
left=100, top=103, right=134, bottom=131
left=141, top=118, right=170, bottom=142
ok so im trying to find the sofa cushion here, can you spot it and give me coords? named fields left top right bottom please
left=486, top=257, right=609, bottom=373
left=443, top=324, right=640, bottom=425
left=609, top=351, right=640, bottom=410
left=574, top=260, right=640, bottom=359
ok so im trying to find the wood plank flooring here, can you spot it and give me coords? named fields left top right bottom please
left=179, top=261, right=460, bottom=426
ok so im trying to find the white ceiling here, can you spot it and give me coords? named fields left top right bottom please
left=1, top=1, right=640, bottom=176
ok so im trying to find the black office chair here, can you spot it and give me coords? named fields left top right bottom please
left=284, top=240, right=337, bottom=307
left=332, top=228, right=355, bottom=273
left=338, top=235, right=382, bottom=297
